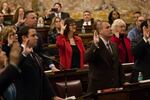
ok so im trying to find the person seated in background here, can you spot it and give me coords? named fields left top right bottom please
left=45, top=2, right=70, bottom=24
left=0, top=2, right=11, bottom=15
left=128, top=16, right=145, bottom=41
left=127, top=11, right=141, bottom=32
left=13, top=7, right=25, bottom=27
left=48, top=17, right=61, bottom=44
left=56, top=18, right=85, bottom=70
left=108, top=10, right=120, bottom=25
left=76, top=10, right=94, bottom=33
left=110, top=19, right=134, bottom=64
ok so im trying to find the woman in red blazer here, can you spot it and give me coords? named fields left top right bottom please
left=56, top=18, right=85, bottom=69
left=110, top=19, right=134, bottom=63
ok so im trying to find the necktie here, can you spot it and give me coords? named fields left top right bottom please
left=106, top=43, right=112, bottom=55
left=30, top=52, right=41, bottom=67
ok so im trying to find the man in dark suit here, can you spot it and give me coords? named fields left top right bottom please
left=45, top=2, right=70, bottom=24
left=14, top=26, right=63, bottom=100
left=17, top=10, right=59, bottom=71
left=131, top=19, right=150, bottom=81
left=85, top=21, right=124, bottom=93
left=76, top=10, right=94, bottom=33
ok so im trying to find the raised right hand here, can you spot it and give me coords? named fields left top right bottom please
left=9, top=40, right=21, bottom=65
left=143, top=26, right=150, bottom=39
left=22, top=39, right=33, bottom=56
left=60, top=20, right=66, bottom=35
left=93, top=31, right=99, bottom=47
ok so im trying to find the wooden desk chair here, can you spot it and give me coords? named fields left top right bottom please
left=55, top=80, right=83, bottom=98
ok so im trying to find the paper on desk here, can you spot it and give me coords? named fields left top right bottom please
left=139, top=79, right=150, bottom=83
left=65, top=96, right=76, bottom=100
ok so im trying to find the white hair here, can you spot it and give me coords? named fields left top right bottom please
left=111, top=19, right=126, bottom=33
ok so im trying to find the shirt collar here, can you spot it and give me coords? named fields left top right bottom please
left=100, top=37, right=110, bottom=47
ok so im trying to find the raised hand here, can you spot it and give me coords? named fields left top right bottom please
left=0, top=47, right=7, bottom=69
left=60, top=20, right=66, bottom=35
left=7, top=32, right=17, bottom=46
left=9, top=40, right=21, bottom=66
left=22, top=39, right=33, bottom=56
left=93, top=31, right=99, bottom=47
left=143, top=26, right=150, bottom=39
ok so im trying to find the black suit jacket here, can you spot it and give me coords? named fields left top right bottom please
left=76, top=18, right=94, bottom=33
left=17, top=25, right=54, bottom=70
left=46, top=12, right=70, bottom=23
left=85, top=38, right=124, bottom=93
left=132, top=38, right=150, bottom=79
left=14, top=53, right=56, bottom=100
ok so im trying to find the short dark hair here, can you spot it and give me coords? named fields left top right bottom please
left=108, top=10, right=120, bottom=25
left=18, top=26, right=30, bottom=43
left=140, top=19, right=150, bottom=33
left=64, top=18, right=76, bottom=37
left=53, top=2, right=62, bottom=8
left=83, top=10, right=91, bottom=14
left=24, top=10, right=34, bottom=18
left=134, top=11, right=141, bottom=15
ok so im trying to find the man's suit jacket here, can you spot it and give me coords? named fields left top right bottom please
left=14, top=53, right=56, bottom=100
left=76, top=18, right=94, bottom=33
left=46, top=12, right=70, bottom=23
left=132, top=38, right=150, bottom=80
left=85, top=38, right=124, bottom=93
left=17, top=25, right=54, bottom=70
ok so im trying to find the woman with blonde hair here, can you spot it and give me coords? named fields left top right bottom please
left=110, top=19, right=134, bottom=63
left=1, top=26, right=17, bottom=56
left=0, top=26, right=17, bottom=100
left=48, top=16, right=61, bottom=44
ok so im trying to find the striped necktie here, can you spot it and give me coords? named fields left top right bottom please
left=106, top=43, right=112, bottom=55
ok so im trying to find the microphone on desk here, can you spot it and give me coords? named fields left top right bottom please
left=42, top=54, right=79, bottom=71
left=42, top=54, right=63, bottom=70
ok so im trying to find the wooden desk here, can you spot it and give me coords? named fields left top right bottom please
left=94, top=81, right=150, bottom=100
left=45, top=68, right=89, bottom=93
left=3, top=15, right=13, bottom=25
left=45, top=63, right=134, bottom=95
left=36, top=26, right=50, bottom=43
left=78, top=33, right=93, bottom=47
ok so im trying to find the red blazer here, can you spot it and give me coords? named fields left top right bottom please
left=110, top=35, right=134, bottom=63
left=56, top=34, right=85, bottom=69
